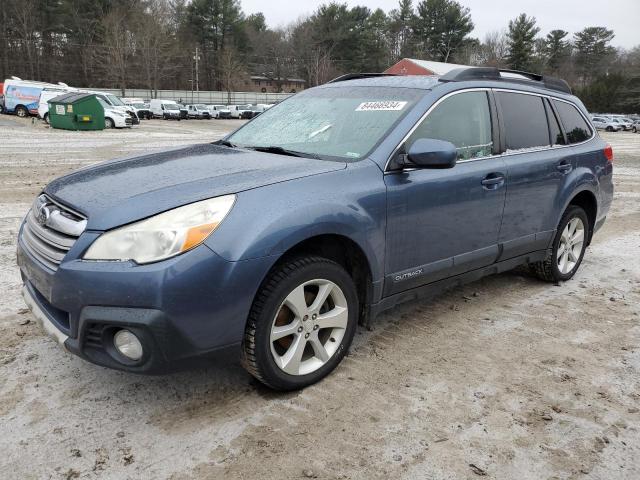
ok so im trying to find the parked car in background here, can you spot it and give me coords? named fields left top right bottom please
left=2, top=77, right=69, bottom=117
left=591, top=116, right=622, bottom=132
left=129, top=102, right=152, bottom=120
left=38, top=87, right=77, bottom=123
left=632, top=120, right=640, bottom=133
left=228, top=104, right=252, bottom=119
left=186, top=104, right=211, bottom=119
left=149, top=99, right=181, bottom=120
left=208, top=105, right=232, bottom=119
left=17, top=68, right=613, bottom=391
left=608, top=118, right=630, bottom=131
left=0, top=93, right=5, bottom=113
left=240, top=105, right=267, bottom=119
left=97, top=97, right=133, bottom=129
left=85, top=91, right=139, bottom=125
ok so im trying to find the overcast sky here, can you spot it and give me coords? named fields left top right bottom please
left=240, top=0, right=639, bottom=49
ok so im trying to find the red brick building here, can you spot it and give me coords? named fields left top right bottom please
left=384, top=58, right=469, bottom=76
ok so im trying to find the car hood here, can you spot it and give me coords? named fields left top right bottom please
left=45, top=144, right=346, bottom=230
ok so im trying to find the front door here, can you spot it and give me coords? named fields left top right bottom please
left=384, top=90, right=507, bottom=296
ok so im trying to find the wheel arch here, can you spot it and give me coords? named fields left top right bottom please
left=260, top=233, right=375, bottom=324
left=565, top=189, right=598, bottom=244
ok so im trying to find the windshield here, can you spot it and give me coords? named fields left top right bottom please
left=97, top=98, right=110, bottom=109
left=196, top=104, right=207, bottom=109
left=228, top=86, right=424, bottom=160
left=132, top=103, right=145, bottom=108
left=107, top=94, right=125, bottom=106
left=162, top=104, right=178, bottom=110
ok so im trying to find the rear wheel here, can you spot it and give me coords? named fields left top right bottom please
left=16, top=105, right=28, bottom=118
left=606, top=126, right=614, bottom=132
left=243, top=256, right=358, bottom=391
left=43, top=113, right=49, bottom=124
left=530, top=205, right=589, bottom=282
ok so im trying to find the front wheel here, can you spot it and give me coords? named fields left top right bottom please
left=530, top=206, right=589, bottom=282
left=105, top=117, right=115, bottom=129
left=243, top=256, right=358, bottom=391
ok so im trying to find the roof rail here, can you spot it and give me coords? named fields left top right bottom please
left=439, top=67, right=572, bottom=95
left=328, top=73, right=398, bottom=83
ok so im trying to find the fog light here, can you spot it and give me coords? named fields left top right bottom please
left=113, top=329, right=143, bottom=361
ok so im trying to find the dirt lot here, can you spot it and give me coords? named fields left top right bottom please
left=0, top=117, right=638, bottom=480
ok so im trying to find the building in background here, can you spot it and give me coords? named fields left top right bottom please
left=384, top=59, right=469, bottom=76
left=246, top=76, right=306, bottom=94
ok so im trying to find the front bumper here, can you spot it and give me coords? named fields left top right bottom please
left=17, top=230, right=275, bottom=373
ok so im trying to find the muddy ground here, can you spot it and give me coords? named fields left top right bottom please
left=0, top=117, right=638, bottom=480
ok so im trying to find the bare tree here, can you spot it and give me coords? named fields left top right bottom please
left=218, top=47, right=245, bottom=103
left=100, top=6, right=136, bottom=93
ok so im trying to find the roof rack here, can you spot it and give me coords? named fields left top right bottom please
left=328, top=73, right=398, bottom=83
left=439, top=67, right=572, bottom=95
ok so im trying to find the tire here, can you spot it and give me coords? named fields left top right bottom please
left=105, top=117, right=115, bottom=129
left=633, top=126, right=638, bottom=133
left=43, top=113, right=49, bottom=125
left=529, top=205, right=589, bottom=283
left=243, top=256, right=359, bottom=391
left=16, top=105, right=28, bottom=118
left=606, top=126, right=613, bottom=132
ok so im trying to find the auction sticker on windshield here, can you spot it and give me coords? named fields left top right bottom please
left=356, top=101, right=407, bottom=111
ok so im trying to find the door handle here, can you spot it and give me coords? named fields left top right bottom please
left=557, top=162, right=572, bottom=173
left=481, top=174, right=505, bottom=188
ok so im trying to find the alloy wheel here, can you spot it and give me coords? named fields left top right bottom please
left=557, top=217, right=585, bottom=274
left=270, top=279, right=348, bottom=376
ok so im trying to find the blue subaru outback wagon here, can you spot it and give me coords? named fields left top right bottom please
left=17, top=67, right=613, bottom=390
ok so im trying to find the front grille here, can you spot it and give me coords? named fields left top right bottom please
left=20, top=194, right=87, bottom=271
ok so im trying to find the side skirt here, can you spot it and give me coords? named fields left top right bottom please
left=367, top=250, right=547, bottom=322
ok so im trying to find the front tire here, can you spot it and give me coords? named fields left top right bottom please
left=530, top=205, right=589, bottom=282
left=243, top=256, right=358, bottom=391
left=105, top=117, right=115, bottom=129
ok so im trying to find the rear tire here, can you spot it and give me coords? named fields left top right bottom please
left=529, top=205, right=589, bottom=282
left=43, top=113, right=49, bottom=125
left=16, top=105, right=28, bottom=118
left=606, top=126, right=613, bottom=132
left=242, top=256, right=358, bottom=391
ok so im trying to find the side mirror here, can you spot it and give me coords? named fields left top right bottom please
left=405, top=138, right=457, bottom=169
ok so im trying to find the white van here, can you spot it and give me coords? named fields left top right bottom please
left=3, top=77, right=69, bottom=116
left=38, top=87, right=78, bottom=123
left=227, top=104, right=253, bottom=119
left=83, top=90, right=139, bottom=124
left=149, top=99, right=181, bottom=120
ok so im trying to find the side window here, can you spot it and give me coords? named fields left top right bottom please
left=405, top=91, right=493, bottom=161
left=545, top=99, right=566, bottom=146
left=553, top=100, right=592, bottom=144
left=497, top=92, right=550, bottom=150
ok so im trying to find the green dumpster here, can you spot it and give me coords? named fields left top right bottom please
left=48, top=93, right=105, bottom=131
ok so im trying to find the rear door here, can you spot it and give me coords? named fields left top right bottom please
left=384, top=90, right=507, bottom=296
left=495, top=90, right=574, bottom=259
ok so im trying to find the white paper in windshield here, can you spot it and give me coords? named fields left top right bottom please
left=356, top=101, right=407, bottom=112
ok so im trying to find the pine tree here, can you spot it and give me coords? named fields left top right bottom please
left=506, top=13, right=540, bottom=71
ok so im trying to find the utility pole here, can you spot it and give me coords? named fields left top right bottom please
left=194, top=47, right=200, bottom=94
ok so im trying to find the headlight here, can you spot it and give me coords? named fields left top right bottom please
left=84, top=195, right=236, bottom=264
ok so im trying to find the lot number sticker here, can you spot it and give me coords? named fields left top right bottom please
left=55, top=105, right=65, bottom=115
left=356, top=101, right=407, bottom=111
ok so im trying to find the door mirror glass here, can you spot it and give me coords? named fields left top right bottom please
left=406, top=138, right=457, bottom=169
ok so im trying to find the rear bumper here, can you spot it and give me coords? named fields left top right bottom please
left=17, top=230, right=276, bottom=374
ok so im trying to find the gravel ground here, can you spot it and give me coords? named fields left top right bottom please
left=0, top=117, right=638, bottom=480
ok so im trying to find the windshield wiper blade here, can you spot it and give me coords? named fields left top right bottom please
left=246, top=146, right=310, bottom=158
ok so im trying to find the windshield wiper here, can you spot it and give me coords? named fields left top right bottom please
left=245, top=146, right=315, bottom=158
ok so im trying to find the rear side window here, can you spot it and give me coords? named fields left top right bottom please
left=553, top=100, right=592, bottom=144
left=545, top=100, right=566, bottom=146
left=406, top=91, right=493, bottom=160
left=497, top=92, right=549, bottom=150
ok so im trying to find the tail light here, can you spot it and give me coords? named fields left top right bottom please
left=604, top=144, right=613, bottom=163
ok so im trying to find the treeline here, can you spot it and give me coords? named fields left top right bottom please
left=1, top=0, right=639, bottom=112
